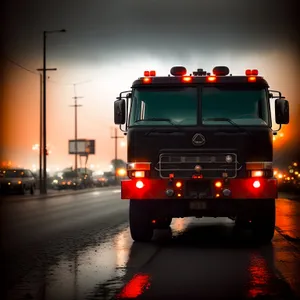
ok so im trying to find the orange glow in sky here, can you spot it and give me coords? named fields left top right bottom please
left=1, top=48, right=299, bottom=172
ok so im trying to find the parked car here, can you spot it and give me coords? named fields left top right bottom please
left=0, top=168, right=36, bottom=194
left=51, top=171, right=82, bottom=190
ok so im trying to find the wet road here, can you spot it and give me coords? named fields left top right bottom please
left=1, top=190, right=300, bottom=300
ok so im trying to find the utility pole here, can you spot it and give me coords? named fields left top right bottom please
left=69, top=84, right=83, bottom=174
left=111, top=127, right=124, bottom=184
left=40, top=29, right=66, bottom=195
left=37, top=67, right=57, bottom=194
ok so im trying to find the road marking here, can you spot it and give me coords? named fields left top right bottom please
left=112, top=189, right=121, bottom=193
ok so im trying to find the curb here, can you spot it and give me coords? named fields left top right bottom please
left=1, top=186, right=121, bottom=203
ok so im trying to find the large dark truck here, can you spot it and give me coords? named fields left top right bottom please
left=114, top=66, right=289, bottom=243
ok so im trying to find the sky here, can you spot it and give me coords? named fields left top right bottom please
left=1, top=0, right=299, bottom=172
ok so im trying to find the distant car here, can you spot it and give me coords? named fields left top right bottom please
left=52, top=171, right=82, bottom=190
left=0, top=168, right=36, bottom=195
left=92, top=174, right=109, bottom=187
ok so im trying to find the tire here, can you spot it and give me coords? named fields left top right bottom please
left=30, top=184, right=35, bottom=195
left=251, top=199, right=276, bottom=244
left=154, top=217, right=172, bottom=229
left=20, top=185, right=26, bottom=195
left=129, top=200, right=154, bottom=242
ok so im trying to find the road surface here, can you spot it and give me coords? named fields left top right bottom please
left=1, top=189, right=300, bottom=299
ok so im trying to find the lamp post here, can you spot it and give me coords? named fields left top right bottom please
left=37, top=68, right=56, bottom=193
left=40, top=29, right=66, bottom=194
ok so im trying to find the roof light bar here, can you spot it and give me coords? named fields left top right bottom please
left=206, top=76, right=217, bottom=82
left=212, top=66, right=230, bottom=76
left=182, top=76, right=192, bottom=82
left=248, top=76, right=256, bottom=82
left=245, top=69, right=259, bottom=76
left=170, top=66, right=187, bottom=76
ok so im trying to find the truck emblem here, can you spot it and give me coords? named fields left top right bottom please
left=192, top=133, right=205, bottom=146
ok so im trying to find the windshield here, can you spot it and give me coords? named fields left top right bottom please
left=1, top=169, right=26, bottom=178
left=129, top=86, right=270, bottom=127
left=129, top=87, right=198, bottom=126
left=202, top=87, right=269, bottom=125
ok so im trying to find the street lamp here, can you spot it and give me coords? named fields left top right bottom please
left=41, top=29, right=66, bottom=194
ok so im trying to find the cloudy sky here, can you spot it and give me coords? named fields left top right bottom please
left=1, top=0, right=299, bottom=171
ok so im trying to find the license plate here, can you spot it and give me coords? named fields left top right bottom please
left=189, top=201, right=207, bottom=210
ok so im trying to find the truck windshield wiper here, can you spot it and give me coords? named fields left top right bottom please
left=134, top=118, right=176, bottom=125
left=133, top=118, right=182, bottom=136
left=203, top=117, right=252, bottom=136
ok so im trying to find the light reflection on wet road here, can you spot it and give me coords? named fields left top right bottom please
left=1, top=191, right=300, bottom=300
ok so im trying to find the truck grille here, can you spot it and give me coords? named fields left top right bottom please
left=155, top=152, right=240, bottom=179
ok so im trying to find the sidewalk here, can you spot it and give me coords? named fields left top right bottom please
left=276, top=197, right=300, bottom=241
left=279, top=192, right=300, bottom=202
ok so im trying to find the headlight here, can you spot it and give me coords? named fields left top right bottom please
left=53, top=179, right=58, bottom=184
left=225, top=155, right=233, bottom=163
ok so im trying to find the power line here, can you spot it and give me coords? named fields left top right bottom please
left=4, top=56, right=38, bottom=75
left=4, top=54, right=96, bottom=87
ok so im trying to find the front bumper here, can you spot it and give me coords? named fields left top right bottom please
left=121, top=178, right=277, bottom=200
left=0, top=183, right=23, bottom=193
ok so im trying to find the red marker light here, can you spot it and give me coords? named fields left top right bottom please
left=182, top=76, right=192, bottom=82
left=175, top=181, right=182, bottom=188
left=206, top=76, right=216, bottom=82
left=149, top=70, right=156, bottom=76
left=251, top=69, right=258, bottom=76
left=245, top=69, right=252, bottom=76
left=136, top=181, right=144, bottom=189
left=144, top=71, right=150, bottom=76
left=215, top=181, right=222, bottom=188
left=253, top=180, right=260, bottom=188
left=143, top=77, right=151, bottom=83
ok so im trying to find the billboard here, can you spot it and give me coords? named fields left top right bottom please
left=69, top=139, right=95, bottom=155
left=85, top=139, right=95, bottom=154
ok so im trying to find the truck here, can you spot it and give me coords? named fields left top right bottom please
left=113, top=65, right=289, bottom=243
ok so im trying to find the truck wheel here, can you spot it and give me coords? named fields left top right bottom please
left=251, top=199, right=275, bottom=244
left=154, top=217, right=172, bottom=229
left=129, top=200, right=154, bottom=242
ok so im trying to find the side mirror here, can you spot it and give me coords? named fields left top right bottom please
left=275, top=98, right=289, bottom=124
left=114, top=99, right=126, bottom=124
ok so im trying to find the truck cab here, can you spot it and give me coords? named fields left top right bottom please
left=114, top=66, right=289, bottom=243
